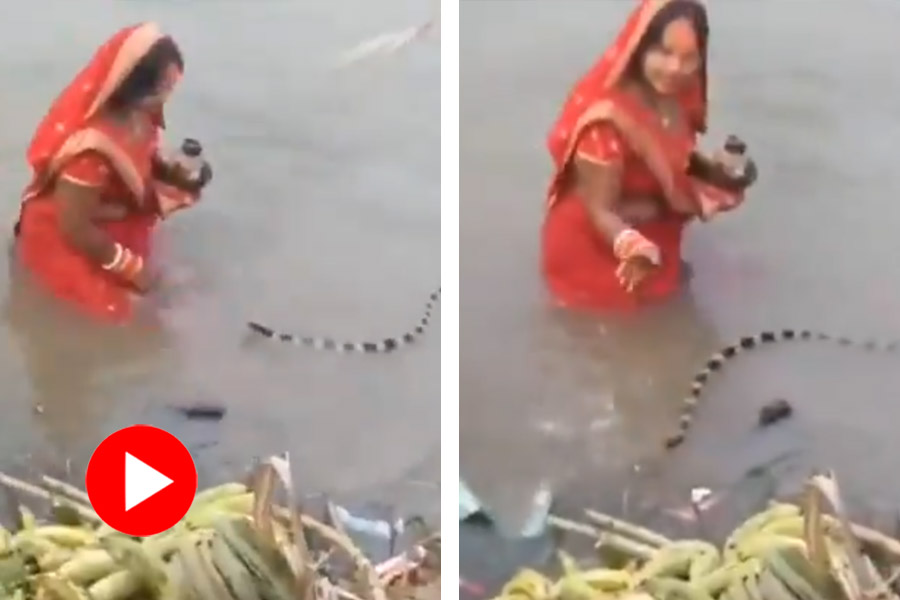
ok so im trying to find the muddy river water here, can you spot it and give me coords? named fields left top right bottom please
left=461, top=0, right=900, bottom=575
left=0, top=0, right=440, bottom=518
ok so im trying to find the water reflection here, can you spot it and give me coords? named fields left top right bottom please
left=461, top=0, right=900, bottom=522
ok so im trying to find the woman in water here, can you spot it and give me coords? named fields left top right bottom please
left=13, top=22, right=212, bottom=323
left=541, top=0, right=756, bottom=312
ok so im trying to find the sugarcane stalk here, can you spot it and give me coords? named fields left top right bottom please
left=0, top=472, right=99, bottom=525
left=40, top=476, right=91, bottom=506
left=584, top=509, right=672, bottom=548
left=547, top=515, right=656, bottom=561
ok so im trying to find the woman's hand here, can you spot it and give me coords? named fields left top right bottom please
left=196, top=161, right=213, bottom=190
left=153, top=182, right=201, bottom=219
left=612, top=228, right=661, bottom=293
left=687, top=150, right=758, bottom=193
left=615, top=254, right=658, bottom=292
left=176, top=161, right=213, bottom=194
left=127, top=265, right=158, bottom=295
left=152, top=156, right=213, bottom=194
left=738, top=157, right=758, bottom=190
left=694, top=181, right=746, bottom=221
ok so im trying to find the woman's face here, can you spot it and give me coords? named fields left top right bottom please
left=140, top=63, right=182, bottom=109
left=640, top=17, right=701, bottom=96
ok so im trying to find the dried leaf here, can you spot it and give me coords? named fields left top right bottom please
left=251, top=453, right=314, bottom=596
left=804, top=471, right=897, bottom=599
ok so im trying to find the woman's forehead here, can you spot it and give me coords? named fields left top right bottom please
left=661, top=18, right=698, bottom=53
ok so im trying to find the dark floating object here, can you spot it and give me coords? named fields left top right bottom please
left=169, top=403, right=226, bottom=421
left=247, top=322, right=274, bottom=337
left=758, top=398, right=793, bottom=427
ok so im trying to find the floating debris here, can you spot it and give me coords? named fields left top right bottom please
left=758, top=398, right=793, bottom=427
left=168, top=402, right=227, bottom=421
left=336, top=19, right=436, bottom=68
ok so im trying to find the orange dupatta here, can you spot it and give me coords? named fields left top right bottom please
left=545, top=0, right=709, bottom=215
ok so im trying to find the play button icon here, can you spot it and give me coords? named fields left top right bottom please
left=87, top=425, right=197, bottom=536
left=124, top=452, right=173, bottom=511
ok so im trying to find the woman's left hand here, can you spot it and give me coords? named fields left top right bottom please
left=715, top=189, right=746, bottom=212
left=167, top=161, right=213, bottom=194
left=193, top=161, right=213, bottom=191
left=694, top=181, right=745, bottom=221
left=740, top=158, right=758, bottom=190
left=154, top=182, right=200, bottom=218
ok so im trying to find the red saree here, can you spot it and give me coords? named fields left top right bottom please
left=540, top=0, right=738, bottom=312
left=15, top=23, right=195, bottom=323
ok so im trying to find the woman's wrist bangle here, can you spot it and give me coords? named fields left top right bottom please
left=117, top=250, right=143, bottom=282
left=101, top=243, right=124, bottom=271
left=612, top=229, right=641, bottom=259
left=102, top=244, right=143, bottom=281
left=612, top=228, right=661, bottom=265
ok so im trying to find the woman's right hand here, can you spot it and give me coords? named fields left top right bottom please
left=125, top=263, right=158, bottom=295
left=616, top=254, right=658, bottom=293
left=611, top=228, right=661, bottom=292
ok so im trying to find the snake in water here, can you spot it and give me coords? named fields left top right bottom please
left=247, top=287, right=440, bottom=354
left=664, top=328, right=895, bottom=449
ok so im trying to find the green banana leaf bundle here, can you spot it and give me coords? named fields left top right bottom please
left=496, top=470, right=900, bottom=600
left=0, top=453, right=440, bottom=600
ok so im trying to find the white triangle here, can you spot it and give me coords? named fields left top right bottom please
left=125, top=452, right=174, bottom=511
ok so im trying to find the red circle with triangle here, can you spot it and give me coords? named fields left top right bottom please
left=86, top=424, right=197, bottom=536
